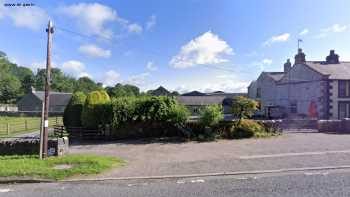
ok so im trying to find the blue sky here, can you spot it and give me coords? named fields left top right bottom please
left=0, top=0, right=350, bottom=93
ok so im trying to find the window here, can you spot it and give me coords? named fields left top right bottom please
left=256, top=88, right=261, bottom=98
left=339, top=80, right=350, bottom=98
left=290, top=102, right=297, bottom=113
left=339, top=102, right=350, bottom=119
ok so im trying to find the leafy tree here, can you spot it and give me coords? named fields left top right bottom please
left=0, top=74, right=21, bottom=103
left=75, top=77, right=101, bottom=93
left=231, top=96, right=258, bottom=120
left=147, top=86, right=171, bottom=96
left=199, top=104, right=224, bottom=127
left=106, top=83, right=140, bottom=98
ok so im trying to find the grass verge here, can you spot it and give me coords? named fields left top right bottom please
left=0, top=154, right=125, bottom=180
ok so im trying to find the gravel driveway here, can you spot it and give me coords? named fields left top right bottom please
left=69, top=132, right=350, bottom=178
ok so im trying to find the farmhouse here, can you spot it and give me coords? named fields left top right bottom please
left=249, top=49, right=350, bottom=119
left=17, top=88, right=72, bottom=113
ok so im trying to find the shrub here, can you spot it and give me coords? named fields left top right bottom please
left=63, top=91, right=86, bottom=127
left=168, top=103, right=190, bottom=126
left=199, top=104, right=224, bottom=127
left=258, top=120, right=282, bottom=133
left=81, top=90, right=111, bottom=129
left=231, top=119, right=264, bottom=139
left=109, top=96, right=189, bottom=138
left=231, top=96, right=258, bottom=119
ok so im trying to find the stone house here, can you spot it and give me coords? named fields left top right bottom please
left=17, top=89, right=72, bottom=113
left=248, top=49, right=350, bottom=119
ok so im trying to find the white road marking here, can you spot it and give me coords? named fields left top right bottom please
left=304, top=172, right=329, bottom=176
left=191, top=179, right=205, bottom=183
left=239, top=150, right=350, bottom=159
left=0, top=189, right=12, bottom=193
left=176, top=181, right=185, bottom=184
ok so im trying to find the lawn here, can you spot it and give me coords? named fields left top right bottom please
left=0, top=116, right=62, bottom=136
left=0, top=154, right=125, bottom=180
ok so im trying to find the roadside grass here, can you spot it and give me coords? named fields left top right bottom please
left=0, top=154, right=125, bottom=180
left=0, top=116, right=62, bottom=137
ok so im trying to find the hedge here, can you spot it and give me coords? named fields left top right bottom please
left=63, top=91, right=86, bottom=128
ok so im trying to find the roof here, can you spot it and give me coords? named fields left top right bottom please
left=265, top=72, right=285, bottom=81
left=304, top=61, right=350, bottom=80
left=33, top=91, right=72, bottom=106
left=176, top=96, right=226, bottom=106
left=181, top=91, right=206, bottom=96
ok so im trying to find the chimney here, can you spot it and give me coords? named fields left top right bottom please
left=326, top=50, right=339, bottom=64
left=284, top=59, right=292, bottom=73
left=294, top=48, right=306, bottom=65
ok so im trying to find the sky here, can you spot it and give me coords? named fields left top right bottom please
left=0, top=0, right=350, bottom=93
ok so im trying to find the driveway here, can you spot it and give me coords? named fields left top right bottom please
left=69, top=132, right=350, bottom=178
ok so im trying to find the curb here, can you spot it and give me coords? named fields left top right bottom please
left=0, top=178, right=53, bottom=184
left=62, top=165, right=350, bottom=183
left=2, top=165, right=350, bottom=184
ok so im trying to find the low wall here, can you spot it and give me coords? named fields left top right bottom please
left=318, top=119, right=350, bottom=133
left=0, top=137, right=69, bottom=156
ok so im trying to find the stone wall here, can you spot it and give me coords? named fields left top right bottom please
left=0, top=137, right=69, bottom=156
left=318, top=119, right=350, bottom=133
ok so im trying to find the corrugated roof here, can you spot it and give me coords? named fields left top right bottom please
left=33, top=91, right=72, bottom=106
left=305, top=61, right=350, bottom=80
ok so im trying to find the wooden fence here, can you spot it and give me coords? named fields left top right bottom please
left=0, top=117, right=63, bottom=136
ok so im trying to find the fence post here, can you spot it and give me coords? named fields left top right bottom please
left=25, top=120, right=28, bottom=131
left=7, top=123, right=10, bottom=135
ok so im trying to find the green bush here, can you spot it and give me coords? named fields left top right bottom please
left=109, top=96, right=189, bottom=138
left=231, top=119, right=265, bottom=139
left=63, top=91, right=86, bottom=128
left=81, top=90, right=111, bottom=129
left=199, top=105, right=224, bottom=127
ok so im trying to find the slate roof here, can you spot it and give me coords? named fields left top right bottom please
left=265, top=72, right=285, bottom=82
left=304, top=61, right=350, bottom=80
left=33, top=91, right=72, bottom=106
left=176, top=96, right=226, bottom=106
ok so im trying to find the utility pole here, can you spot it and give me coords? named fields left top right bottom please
left=42, top=20, right=54, bottom=159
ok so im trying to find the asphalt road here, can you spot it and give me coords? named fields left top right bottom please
left=2, top=169, right=350, bottom=197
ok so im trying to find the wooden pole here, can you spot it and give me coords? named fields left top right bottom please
left=39, top=101, right=45, bottom=160
left=6, top=123, right=10, bottom=136
left=42, top=20, right=54, bottom=158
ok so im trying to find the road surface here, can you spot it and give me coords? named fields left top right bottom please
left=1, top=168, right=350, bottom=197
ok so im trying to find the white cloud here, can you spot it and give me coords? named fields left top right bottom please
left=263, top=33, right=290, bottom=46
left=103, top=70, right=120, bottom=86
left=170, top=31, right=233, bottom=69
left=262, top=58, right=272, bottom=65
left=322, top=24, right=347, bottom=33
left=79, top=44, right=111, bottom=58
left=146, top=61, right=157, bottom=71
left=299, top=29, right=309, bottom=36
left=62, top=60, right=85, bottom=76
left=59, top=3, right=118, bottom=39
left=146, top=15, right=156, bottom=30
left=127, top=72, right=150, bottom=86
left=78, top=72, right=92, bottom=79
left=0, top=3, right=48, bottom=30
left=314, top=24, right=347, bottom=39
left=127, top=23, right=143, bottom=33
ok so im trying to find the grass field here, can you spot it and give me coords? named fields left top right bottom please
left=0, top=154, right=125, bottom=180
left=0, top=116, right=63, bottom=137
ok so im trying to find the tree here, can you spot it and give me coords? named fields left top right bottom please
left=75, top=77, right=101, bottom=93
left=231, top=96, right=258, bottom=120
left=0, top=74, right=21, bottom=103
left=106, top=83, right=140, bottom=98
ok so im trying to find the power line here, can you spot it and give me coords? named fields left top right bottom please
left=53, top=25, right=241, bottom=73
